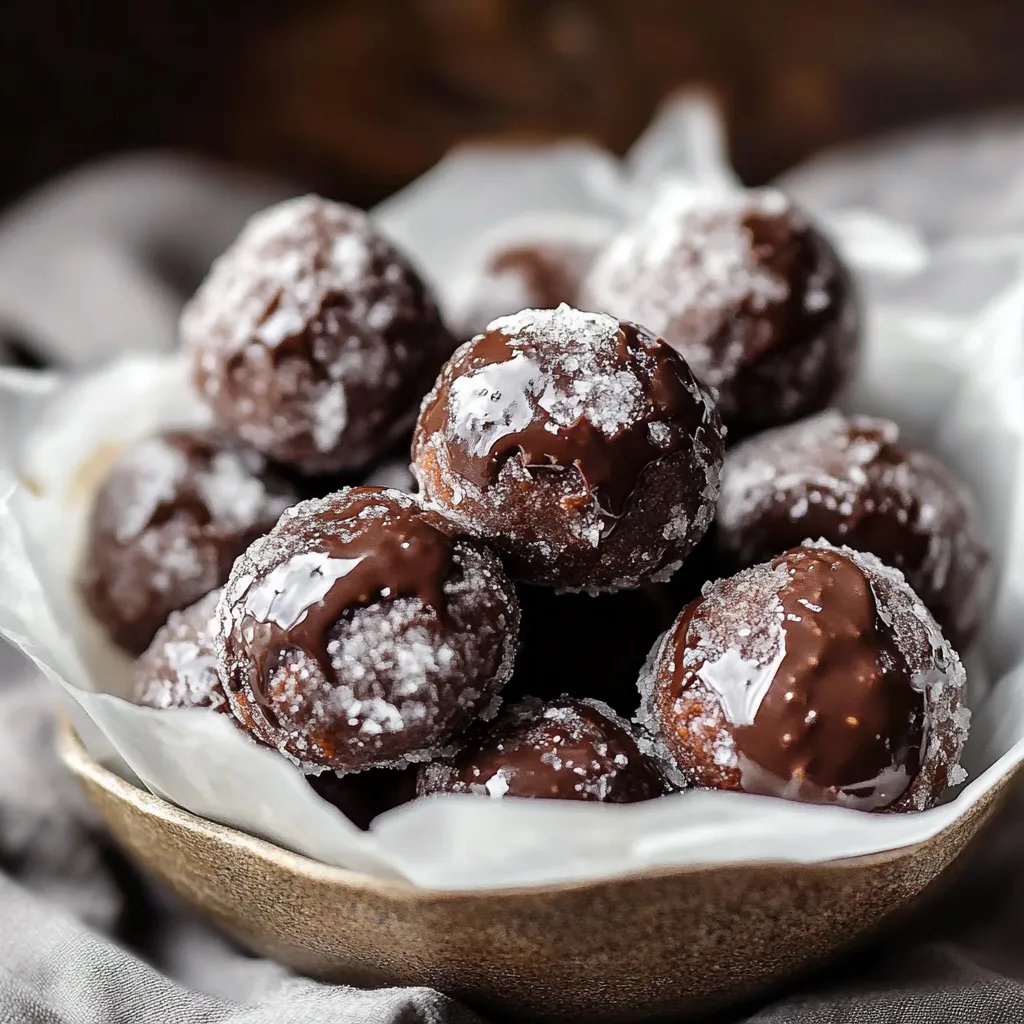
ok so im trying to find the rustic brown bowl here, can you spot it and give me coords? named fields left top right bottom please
left=59, top=718, right=1015, bottom=1022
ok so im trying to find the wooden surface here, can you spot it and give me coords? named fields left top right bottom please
left=4, top=2, right=1024, bottom=205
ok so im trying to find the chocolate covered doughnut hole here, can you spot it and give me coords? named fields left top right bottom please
left=183, top=195, right=453, bottom=474
left=638, top=542, right=970, bottom=812
left=413, top=305, right=725, bottom=592
left=417, top=696, right=665, bottom=802
left=450, top=215, right=611, bottom=340
left=581, top=186, right=859, bottom=437
left=215, top=487, right=520, bottom=772
left=131, top=588, right=227, bottom=713
left=717, top=411, right=990, bottom=648
left=78, top=429, right=298, bottom=655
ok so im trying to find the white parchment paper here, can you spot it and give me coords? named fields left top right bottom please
left=1, top=95, right=1023, bottom=890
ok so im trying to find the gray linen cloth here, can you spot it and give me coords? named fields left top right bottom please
left=1, top=146, right=1024, bottom=1023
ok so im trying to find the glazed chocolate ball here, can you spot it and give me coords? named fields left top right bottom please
left=413, top=305, right=725, bottom=592
left=216, top=487, right=520, bottom=772
left=78, top=429, right=299, bottom=655
left=718, top=411, right=990, bottom=649
left=417, top=697, right=665, bottom=802
left=638, top=542, right=970, bottom=812
left=182, top=195, right=454, bottom=474
left=307, top=766, right=417, bottom=830
left=131, top=589, right=227, bottom=712
left=580, top=186, right=859, bottom=438
left=450, top=215, right=611, bottom=340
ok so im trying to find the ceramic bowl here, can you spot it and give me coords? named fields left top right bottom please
left=58, top=718, right=1015, bottom=1023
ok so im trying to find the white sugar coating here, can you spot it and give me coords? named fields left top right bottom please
left=113, top=438, right=190, bottom=541
left=132, top=589, right=225, bottom=711
left=581, top=185, right=798, bottom=388
left=182, top=195, right=399, bottom=358
left=465, top=306, right=648, bottom=440
left=214, top=488, right=519, bottom=772
left=718, top=410, right=990, bottom=642
left=132, top=529, right=217, bottom=602
left=638, top=540, right=970, bottom=806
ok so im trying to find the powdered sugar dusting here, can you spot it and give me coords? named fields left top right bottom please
left=581, top=185, right=795, bottom=387
left=79, top=431, right=299, bottom=652
left=132, top=589, right=226, bottom=712
left=183, top=196, right=397, bottom=357
left=181, top=194, right=450, bottom=472
left=112, top=438, right=190, bottom=542
left=111, top=434, right=296, bottom=545
left=481, top=306, right=646, bottom=439
left=721, top=412, right=897, bottom=535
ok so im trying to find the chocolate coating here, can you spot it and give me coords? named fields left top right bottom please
left=307, top=767, right=417, bottom=830
left=183, top=195, right=454, bottom=474
left=216, top=487, right=520, bottom=771
left=131, top=589, right=227, bottom=712
left=451, top=216, right=610, bottom=340
left=717, top=411, right=990, bottom=649
left=639, top=542, right=970, bottom=812
left=413, top=305, right=724, bottom=592
left=580, top=186, right=859, bottom=438
left=78, top=430, right=298, bottom=655
left=417, top=697, right=665, bottom=802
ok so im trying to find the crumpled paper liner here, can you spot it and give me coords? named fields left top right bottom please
left=1, top=95, right=1022, bottom=890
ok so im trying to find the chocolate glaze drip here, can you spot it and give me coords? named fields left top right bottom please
left=419, top=318, right=702, bottom=526
left=229, top=487, right=454, bottom=714
left=673, top=547, right=924, bottom=809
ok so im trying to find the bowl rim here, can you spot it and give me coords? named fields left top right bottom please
left=58, top=715, right=964, bottom=900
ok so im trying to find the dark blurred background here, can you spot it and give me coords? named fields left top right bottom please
left=4, top=0, right=1024, bottom=208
